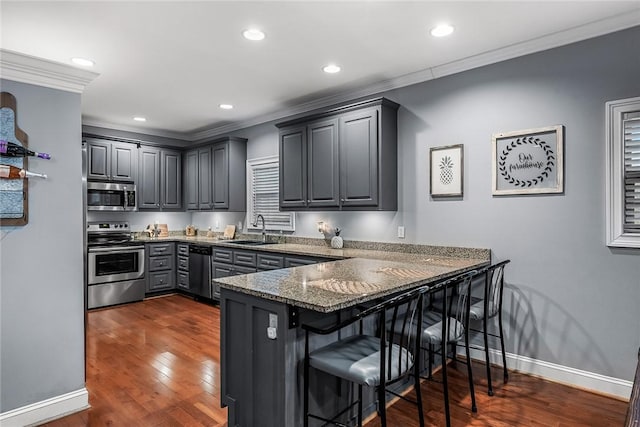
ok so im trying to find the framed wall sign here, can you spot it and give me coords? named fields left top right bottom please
left=492, top=125, right=564, bottom=196
left=430, top=144, right=463, bottom=197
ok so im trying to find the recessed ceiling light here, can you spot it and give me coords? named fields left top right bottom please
left=323, top=64, right=341, bottom=74
left=243, top=29, right=265, bottom=41
left=133, top=117, right=146, bottom=122
left=71, top=57, right=95, bottom=67
left=219, top=104, right=234, bottom=110
left=430, top=24, right=454, bottom=38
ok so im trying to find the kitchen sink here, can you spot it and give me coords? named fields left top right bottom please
left=225, top=240, right=275, bottom=246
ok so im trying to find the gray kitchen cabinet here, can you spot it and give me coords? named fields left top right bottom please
left=146, top=242, right=176, bottom=293
left=138, top=147, right=161, bottom=208
left=276, top=97, right=399, bottom=211
left=283, top=254, right=329, bottom=268
left=257, top=253, right=284, bottom=271
left=138, top=146, right=182, bottom=210
left=278, top=117, right=341, bottom=209
left=185, top=147, right=212, bottom=210
left=86, top=138, right=137, bottom=182
left=212, top=138, right=247, bottom=211
left=308, top=118, right=340, bottom=208
left=176, top=243, right=189, bottom=291
left=279, top=126, right=307, bottom=209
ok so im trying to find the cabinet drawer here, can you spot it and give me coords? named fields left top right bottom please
left=257, top=253, right=284, bottom=270
left=234, top=265, right=257, bottom=275
left=148, top=271, right=175, bottom=291
left=148, top=243, right=175, bottom=257
left=233, top=250, right=257, bottom=267
left=177, top=244, right=189, bottom=256
left=149, top=255, right=174, bottom=271
left=213, top=248, right=233, bottom=263
left=177, top=255, right=189, bottom=271
left=284, top=256, right=321, bottom=268
left=177, top=271, right=189, bottom=290
left=213, top=262, right=234, bottom=279
left=212, top=282, right=221, bottom=300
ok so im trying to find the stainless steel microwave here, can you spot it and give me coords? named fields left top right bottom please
left=87, top=181, right=137, bottom=211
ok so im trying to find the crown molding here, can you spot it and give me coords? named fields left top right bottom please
left=189, top=10, right=640, bottom=142
left=78, top=10, right=640, bottom=141
left=0, top=49, right=99, bottom=94
left=81, top=117, right=191, bottom=141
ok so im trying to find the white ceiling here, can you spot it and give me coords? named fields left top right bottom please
left=2, top=1, right=639, bottom=140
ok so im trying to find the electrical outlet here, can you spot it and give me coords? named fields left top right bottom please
left=397, top=226, right=405, bottom=239
left=215, top=220, right=220, bottom=229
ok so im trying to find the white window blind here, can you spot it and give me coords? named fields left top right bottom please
left=624, top=116, right=640, bottom=232
left=247, top=157, right=295, bottom=232
left=606, top=96, right=640, bottom=248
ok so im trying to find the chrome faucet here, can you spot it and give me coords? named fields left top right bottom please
left=253, top=214, right=266, bottom=242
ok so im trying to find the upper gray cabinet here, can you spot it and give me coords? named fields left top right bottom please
left=86, top=138, right=137, bottom=182
left=185, top=146, right=212, bottom=210
left=184, top=137, right=247, bottom=211
left=138, top=146, right=182, bottom=210
left=277, top=97, right=399, bottom=211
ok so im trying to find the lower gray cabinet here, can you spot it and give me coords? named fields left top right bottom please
left=176, top=243, right=189, bottom=291
left=146, top=242, right=176, bottom=292
left=284, top=254, right=329, bottom=268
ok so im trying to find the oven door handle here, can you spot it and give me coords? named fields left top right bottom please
left=88, top=245, right=145, bottom=253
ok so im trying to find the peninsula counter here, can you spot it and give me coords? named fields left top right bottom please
left=214, top=243, right=489, bottom=427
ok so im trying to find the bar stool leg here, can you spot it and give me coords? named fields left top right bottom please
left=499, top=309, right=509, bottom=383
left=483, top=316, right=494, bottom=396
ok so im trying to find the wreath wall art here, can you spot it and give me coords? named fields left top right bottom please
left=492, top=125, right=564, bottom=195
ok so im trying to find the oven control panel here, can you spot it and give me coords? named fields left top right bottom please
left=87, top=221, right=130, bottom=233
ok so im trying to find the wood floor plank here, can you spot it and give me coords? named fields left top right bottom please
left=41, top=294, right=627, bottom=427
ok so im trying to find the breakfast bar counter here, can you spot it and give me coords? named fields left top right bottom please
left=213, top=242, right=489, bottom=427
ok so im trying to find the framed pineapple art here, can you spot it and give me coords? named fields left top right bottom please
left=430, top=144, right=463, bottom=197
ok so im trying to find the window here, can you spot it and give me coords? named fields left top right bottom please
left=605, top=96, right=640, bottom=248
left=246, top=156, right=295, bottom=232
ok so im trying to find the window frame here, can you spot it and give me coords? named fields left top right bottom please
left=246, top=156, right=295, bottom=233
left=605, top=96, right=640, bottom=248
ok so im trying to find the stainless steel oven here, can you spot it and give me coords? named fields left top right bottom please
left=87, top=221, right=145, bottom=309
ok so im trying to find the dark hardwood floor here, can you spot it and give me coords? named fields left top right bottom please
left=43, top=294, right=627, bottom=426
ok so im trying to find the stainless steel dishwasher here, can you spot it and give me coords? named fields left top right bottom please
left=188, top=244, right=212, bottom=299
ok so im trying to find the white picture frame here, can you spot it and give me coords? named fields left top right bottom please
left=492, top=125, right=564, bottom=196
left=430, top=144, right=463, bottom=197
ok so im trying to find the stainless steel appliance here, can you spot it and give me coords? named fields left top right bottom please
left=189, top=244, right=212, bottom=299
left=87, top=221, right=145, bottom=309
left=87, top=181, right=137, bottom=211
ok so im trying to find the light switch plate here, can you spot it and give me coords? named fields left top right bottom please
left=397, top=226, right=405, bottom=239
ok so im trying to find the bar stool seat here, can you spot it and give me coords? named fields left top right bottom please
left=309, top=335, right=414, bottom=387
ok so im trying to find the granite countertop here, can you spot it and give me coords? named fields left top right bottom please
left=137, top=234, right=489, bottom=312
left=212, top=246, right=488, bottom=313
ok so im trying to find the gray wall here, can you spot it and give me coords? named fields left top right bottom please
left=0, top=79, right=85, bottom=412
left=229, top=27, right=640, bottom=381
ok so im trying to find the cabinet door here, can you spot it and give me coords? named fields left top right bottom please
left=138, top=147, right=161, bottom=209
left=185, top=149, right=199, bottom=210
left=87, top=140, right=111, bottom=180
left=279, top=126, right=307, bottom=209
left=339, top=107, right=379, bottom=207
left=162, top=150, right=182, bottom=209
left=212, top=142, right=229, bottom=209
left=307, top=118, right=339, bottom=208
left=199, top=147, right=213, bottom=209
left=111, top=142, right=137, bottom=182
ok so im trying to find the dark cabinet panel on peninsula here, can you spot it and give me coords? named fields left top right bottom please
left=277, top=97, right=398, bottom=211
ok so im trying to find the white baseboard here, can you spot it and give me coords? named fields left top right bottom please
left=463, top=347, right=633, bottom=400
left=0, top=388, right=89, bottom=427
